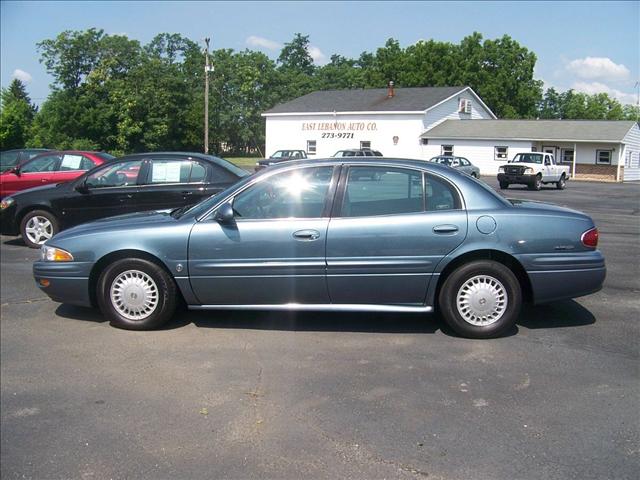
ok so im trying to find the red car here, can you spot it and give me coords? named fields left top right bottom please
left=0, top=150, right=115, bottom=198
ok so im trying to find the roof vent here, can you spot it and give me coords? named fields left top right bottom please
left=387, top=81, right=395, bottom=98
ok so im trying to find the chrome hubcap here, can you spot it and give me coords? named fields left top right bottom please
left=25, top=216, right=53, bottom=244
left=110, top=270, right=159, bottom=321
left=456, top=275, right=508, bottom=326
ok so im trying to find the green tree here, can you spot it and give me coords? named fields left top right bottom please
left=0, top=79, right=37, bottom=149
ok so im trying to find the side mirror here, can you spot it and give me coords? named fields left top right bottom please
left=75, top=180, right=89, bottom=194
left=11, top=166, right=21, bottom=176
left=214, top=202, right=234, bottom=224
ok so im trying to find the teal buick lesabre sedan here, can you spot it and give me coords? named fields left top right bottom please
left=33, top=158, right=605, bottom=338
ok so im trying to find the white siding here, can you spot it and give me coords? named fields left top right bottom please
left=265, top=113, right=425, bottom=159
left=420, top=139, right=533, bottom=175
left=423, top=89, right=494, bottom=131
left=622, top=123, right=640, bottom=181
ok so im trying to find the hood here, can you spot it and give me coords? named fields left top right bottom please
left=8, top=182, right=71, bottom=199
left=508, top=199, right=587, bottom=217
left=52, top=209, right=179, bottom=240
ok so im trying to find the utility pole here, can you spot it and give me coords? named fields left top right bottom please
left=204, top=37, right=213, bottom=154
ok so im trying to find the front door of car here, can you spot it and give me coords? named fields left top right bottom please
left=54, top=159, right=144, bottom=228
left=326, top=165, right=468, bottom=305
left=0, top=153, right=61, bottom=196
left=188, top=166, right=337, bottom=305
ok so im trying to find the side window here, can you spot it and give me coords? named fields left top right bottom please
left=460, top=158, right=470, bottom=166
left=85, top=160, right=143, bottom=188
left=80, top=156, right=96, bottom=170
left=425, top=175, right=461, bottom=212
left=341, top=167, right=424, bottom=217
left=21, top=155, right=61, bottom=173
left=232, top=166, right=333, bottom=219
left=147, top=160, right=192, bottom=184
left=59, top=154, right=89, bottom=171
left=190, top=162, right=207, bottom=182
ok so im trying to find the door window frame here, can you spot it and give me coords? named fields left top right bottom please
left=216, top=165, right=340, bottom=222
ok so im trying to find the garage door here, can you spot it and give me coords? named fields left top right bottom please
left=624, top=151, right=640, bottom=182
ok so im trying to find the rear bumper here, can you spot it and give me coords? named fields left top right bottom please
left=498, top=173, right=536, bottom=185
left=33, top=261, right=93, bottom=307
left=517, top=250, right=606, bottom=304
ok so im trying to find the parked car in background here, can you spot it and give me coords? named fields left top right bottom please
left=255, top=150, right=307, bottom=171
left=497, top=152, right=570, bottom=190
left=0, top=151, right=115, bottom=198
left=0, top=148, right=52, bottom=172
left=428, top=155, right=480, bottom=178
left=0, top=152, right=248, bottom=247
left=332, top=148, right=383, bottom=157
left=32, top=158, right=605, bottom=339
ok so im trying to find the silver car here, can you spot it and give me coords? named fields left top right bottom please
left=429, top=156, right=480, bottom=178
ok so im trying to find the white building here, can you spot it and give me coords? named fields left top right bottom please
left=263, top=86, right=640, bottom=182
left=262, top=85, right=495, bottom=159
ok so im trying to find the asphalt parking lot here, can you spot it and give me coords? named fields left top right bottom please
left=1, top=177, right=638, bottom=479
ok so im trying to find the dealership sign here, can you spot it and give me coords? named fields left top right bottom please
left=302, top=121, right=378, bottom=132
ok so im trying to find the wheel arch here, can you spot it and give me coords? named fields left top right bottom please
left=17, top=204, right=58, bottom=227
left=434, top=249, right=533, bottom=307
left=88, top=249, right=184, bottom=308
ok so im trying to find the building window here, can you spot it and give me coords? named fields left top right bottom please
left=596, top=150, right=612, bottom=165
left=494, top=146, right=508, bottom=161
left=307, top=140, right=316, bottom=155
left=458, top=98, right=472, bottom=114
left=421, top=138, right=429, bottom=145
left=441, top=145, right=454, bottom=156
left=561, top=149, right=574, bottom=164
left=360, top=141, right=371, bottom=149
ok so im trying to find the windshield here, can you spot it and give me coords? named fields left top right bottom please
left=512, top=153, right=543, bottom=164
left=0, top=151, right=20, bottom=170
left=95, top=152, right=116, bottom=161
left=270, top=151, right=289, bottom=159
left=430, top=157, right=453, bottom=166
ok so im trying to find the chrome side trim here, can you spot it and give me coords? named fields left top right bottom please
left=188, top=303, right=433, bottom=313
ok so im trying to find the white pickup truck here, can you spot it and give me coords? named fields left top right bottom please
left=497, top=152, right=570, bottom=190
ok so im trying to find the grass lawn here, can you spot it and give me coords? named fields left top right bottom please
left=225, top=157, right=259, bottom=171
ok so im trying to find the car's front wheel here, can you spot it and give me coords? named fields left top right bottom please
left=97, top=258, right=177, bottom=330
left=20, top=210, right=59, bottom=248
left=438, top=260, right=522, bottom=338
left=529, top=174, right=542, bottom=191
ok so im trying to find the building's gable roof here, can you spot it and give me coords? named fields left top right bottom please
left=263, top=86, right=470, bottom=115
left=422, top=119, right=637, bottom=143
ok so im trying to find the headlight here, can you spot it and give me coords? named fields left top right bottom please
left=498, top=166, right=505, bottom=173
left=0, top=197, right=14, bottom=210
left=524, top=167, right=534, bottom=174
left=41, top=245, right=74, bottom=262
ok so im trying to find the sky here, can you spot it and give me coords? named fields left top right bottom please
left=1, top=0, right=638, bottom=106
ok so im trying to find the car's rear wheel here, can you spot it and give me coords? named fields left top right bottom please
left=499, top=181, right=509, bottom=189
left=438, top=260, right=522, bottom=338
left=20, top=210, right=59, bottom=248
left=528, top=174, right=542, bottom=191
left=556, top=174, right=566, bottom=190
left=97, top=258, right=177, bottom=330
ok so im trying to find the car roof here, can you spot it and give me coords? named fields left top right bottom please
left=265, top=157, right=460, bottom=174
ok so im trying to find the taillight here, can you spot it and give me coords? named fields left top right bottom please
left=581, top=227, right=598, bottom=248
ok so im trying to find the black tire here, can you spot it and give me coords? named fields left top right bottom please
left=438, top=260, right=522, bottom=339
left=556, top=174, right=566, bottom=190
left=97, top=258, right=177, bottom=330
left=499, top=181, right=509, bottom=190
left=528, top=174, right=542, bottom=191
left=20, top=209, right=59, bottom=248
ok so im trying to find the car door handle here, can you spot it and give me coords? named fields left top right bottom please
left=181, top=191, right=193, bottom=196
left=293, top=229, right=320, bottom=241
left=433, top=225, right=459, bottom=234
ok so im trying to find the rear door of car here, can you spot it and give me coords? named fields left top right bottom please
left=325, top=164, right=468, bottom=305
left=136, top=155, right=236, bottom=212
left=49, top=153, right=99, bottom=184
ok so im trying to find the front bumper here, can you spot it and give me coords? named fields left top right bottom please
left=498, top=173, right=536, bottom=185
left=33, top=261, right=94, bottom=307
left=0, top=204, right=19, bottom=235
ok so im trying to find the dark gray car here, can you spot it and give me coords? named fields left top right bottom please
left=429, top=155, right=480, bottom=178
left=33, top=158, right=605, bottom=339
